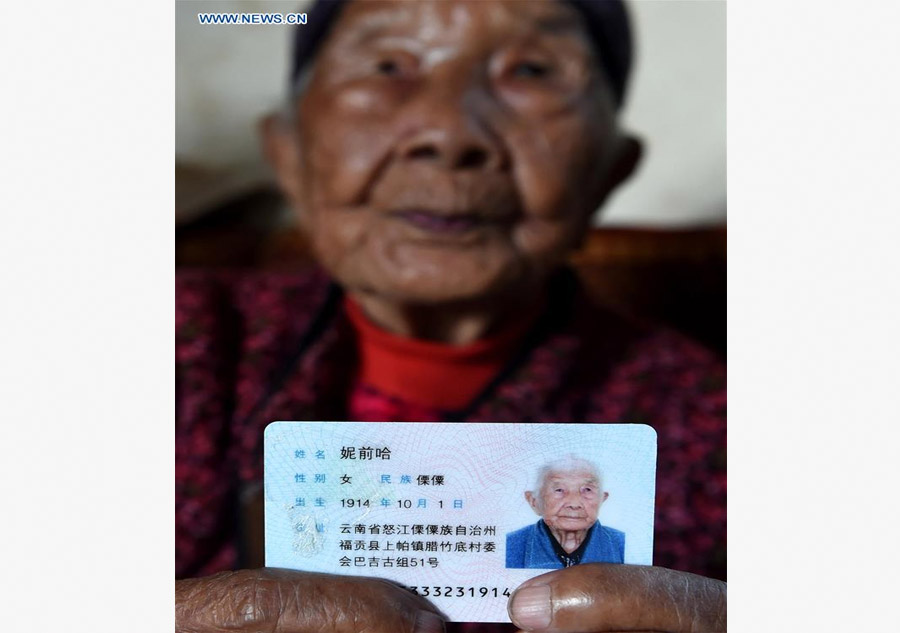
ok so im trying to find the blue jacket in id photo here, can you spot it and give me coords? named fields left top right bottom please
left=505, top=519, right=625, bottom=569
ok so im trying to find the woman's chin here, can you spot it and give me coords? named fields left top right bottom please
left=359, top=258, right=526, bottom=305
left=550, top=519, right=594, bottom=533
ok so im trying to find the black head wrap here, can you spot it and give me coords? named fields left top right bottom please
left=290, top=0, right=634, bottom=108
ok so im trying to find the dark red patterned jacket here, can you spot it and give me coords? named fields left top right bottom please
left=176, top=268, right=726, bottom=585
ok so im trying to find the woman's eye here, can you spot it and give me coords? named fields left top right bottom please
left=376, top=59, right=401, bottom=76
left=510, top=61, right=551, bottom=78
left=372, top=53, right=419, bottom=79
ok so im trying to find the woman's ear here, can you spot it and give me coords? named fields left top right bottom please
left=587, top=134, right=644, bottom=221
left=259, top=110, right=306, bottom=214
left=571, top=135, right=643, bottom=249
left=525, top=491, right=542, bottom=516
left=608, top=134, right=643, bottom=193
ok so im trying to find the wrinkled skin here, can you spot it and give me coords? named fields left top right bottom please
left=525, top=469, right=609, bottom=553
left=177, top=1, right=725, bottom=631
left=175, top=569, right=445, bottom=633
left=174, top=566, right=725, bottom=632
left=507, top=564, right=727, bottom=633
left=264, top=0, right=641, bottom=343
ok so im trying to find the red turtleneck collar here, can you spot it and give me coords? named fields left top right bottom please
left=344, top=296, right=538, bottom=412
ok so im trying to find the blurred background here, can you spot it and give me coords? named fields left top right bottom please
left=175, top=0, right=726, bottom=354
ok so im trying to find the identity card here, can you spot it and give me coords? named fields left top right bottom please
left=264, top=421, right=657, bottom=622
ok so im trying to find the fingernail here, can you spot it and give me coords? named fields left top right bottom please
left=414, top=610, right=445, bottom=633
left=508, top=584, right=552, bottom=630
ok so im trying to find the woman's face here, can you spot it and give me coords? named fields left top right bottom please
left=273, top=0, right=638, bottom=304
left=533, top=470, right=608, bottom=533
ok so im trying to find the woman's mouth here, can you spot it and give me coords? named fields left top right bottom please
left=393, top=210, right=489, bottom=235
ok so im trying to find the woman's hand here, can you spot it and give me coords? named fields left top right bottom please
left=175, top=568, right=446, bottom=633
left=507, top=564, right=726, bottom=632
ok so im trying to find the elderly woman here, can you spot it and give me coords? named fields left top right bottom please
left=176, top=1, right=726, bottom=631
left=506, top=456, right=624, bottom=569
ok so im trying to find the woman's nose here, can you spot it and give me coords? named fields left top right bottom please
left=399, top=118, right=503, bottom=171
left=398, top=127, right=499, bottom=171
left=395, top=66, right=507, bottom=172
